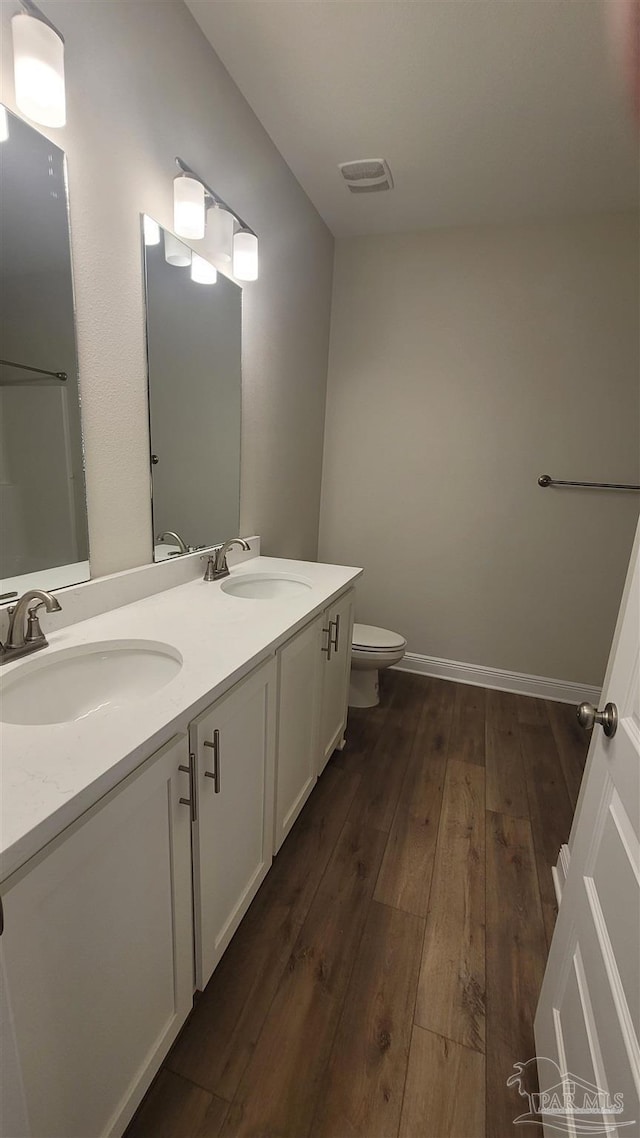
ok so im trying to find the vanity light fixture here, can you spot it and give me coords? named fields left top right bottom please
left=11, top=0, right=66, bottom=128
left=175, top=157, right=259, bottom=282
left=143, top=215, right=160, bottom=246
left=0, top=107, right=9, bottom=142
left=173, top=173, right=206, bottom=240
left=233, top=230, right=259, bottom=282
left=207, top=204, right=234, bottom=264
left=191, top=253, right=217, bottom=285
left=164, top=232, right=191, bottom=268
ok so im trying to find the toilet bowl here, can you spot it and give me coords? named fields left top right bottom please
left=349, top=623, right=407, bottom=708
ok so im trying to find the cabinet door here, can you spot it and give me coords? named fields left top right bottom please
left=319, top=590, right=355, bottom=773
left=191, top=657, right=276, bottom=989
left=0, top=736, right=193, bottom=1138
left=274, top=616, right=324, bottom=853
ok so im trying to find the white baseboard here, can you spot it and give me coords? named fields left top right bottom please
left=552, top=843, right=571, bottom=905
left=393, top=652, right=600, bottom=706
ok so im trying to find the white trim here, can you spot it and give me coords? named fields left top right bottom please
left=393, top=652, right=601, bottom=705
left=552, top=843, right=571, bottom=905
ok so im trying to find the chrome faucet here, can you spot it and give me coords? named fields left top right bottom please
left=203, top=537, right=250, bottom=581
left=1, top=589, right=62, bottom=664
left=157, top=530, right=189, bottom=555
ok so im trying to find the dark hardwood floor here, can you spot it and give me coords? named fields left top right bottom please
left=126, top=671, right=588, bottom=1138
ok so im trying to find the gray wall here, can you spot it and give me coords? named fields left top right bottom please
left=0, top=0, right=334, bottom=576
left=319, top=214, right=640, bottom=686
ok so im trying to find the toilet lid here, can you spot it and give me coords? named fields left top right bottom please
left=352, top=623, right=407, bottom=651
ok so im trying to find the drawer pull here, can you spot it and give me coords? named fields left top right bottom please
left=178, top=754, right=197, bottom=823
left=331, top=614, right=340, bottom=653
left=204, top=730, right=221, bottom=793
left=322, top=626, right=332, bottom=660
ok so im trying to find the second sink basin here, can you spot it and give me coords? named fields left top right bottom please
left=221, top=572, right=313, bottom=600
left=0, top=640, right=183, bottom=726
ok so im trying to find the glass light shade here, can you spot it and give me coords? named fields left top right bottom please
left=143, top=215, right=160, bottom=246
left=0, top=106, right=9, bottom=142
left=191, top=254, right=217, bottom=285
left=233, top=230, right=259, bottom=281
left=11, top=13, right=66, bottom=128
left=173, top=174, right=205, bottom=240
left=164, top=232, right=191, bottom=267
left=207, top=206, right=234, bottom=264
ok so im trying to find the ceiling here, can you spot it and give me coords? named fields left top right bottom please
left=186, top=0, right=638, bottom=237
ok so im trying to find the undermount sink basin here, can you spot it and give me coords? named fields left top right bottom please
left=221, top=572, right=313, bottom=600
left=0, top=640, right=183, bottom=726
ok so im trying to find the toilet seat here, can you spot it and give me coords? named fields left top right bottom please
left=352, top=623, right=407, bottom=653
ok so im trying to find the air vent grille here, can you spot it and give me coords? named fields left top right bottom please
left=338, top=158, right=394, bottom=194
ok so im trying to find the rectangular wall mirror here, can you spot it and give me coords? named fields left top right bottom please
left=142, top=218, right=242, bottom=560
left=0, top=106, right=89, bottom=601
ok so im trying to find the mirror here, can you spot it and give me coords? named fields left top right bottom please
left=142, top=219, right=242, bottom=560
left=0, top=106, right=89, bottom=601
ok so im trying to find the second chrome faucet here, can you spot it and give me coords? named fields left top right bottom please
left=202, top=537, right=250, bottom=581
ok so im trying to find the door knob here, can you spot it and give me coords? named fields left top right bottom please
left=577, top=701, right=618, bottom=739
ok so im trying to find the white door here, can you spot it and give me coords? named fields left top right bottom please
left=0, top=735, right=194, bottom=1138
left=534, top=521, right=640, bottom=1136
left=319, top=589, right=354, bottom=773
left=190, top=657, right=276, bottom=989
left=274, top=616, right=323, bottom=853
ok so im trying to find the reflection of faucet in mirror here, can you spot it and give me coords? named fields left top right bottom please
left=156, top=530, right=189, bottom=556
left=207, top=537, right=250, bottom=581
left=1, top=589, right=62, bottom=664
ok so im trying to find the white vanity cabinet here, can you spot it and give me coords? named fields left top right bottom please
left=274, top=615, right=324, bottom=852
left=0, top=735, right=194, bottom=1138
left=190, top=656, right=277, bottom=989
left=273, top=588, right=355, bottom=849
left=319, top=589, right=354, bottom=772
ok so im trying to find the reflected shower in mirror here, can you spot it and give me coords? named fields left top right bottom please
left=0, top=106, right=89, bottom=600
left=142, top=218, right=242, bottom=560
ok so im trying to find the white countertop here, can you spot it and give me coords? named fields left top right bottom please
left=0, top=556, right=362, bottom=884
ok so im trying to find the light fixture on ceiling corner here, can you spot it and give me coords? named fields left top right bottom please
left=143, top=215, right=160, bottom=247
left=164, top=232, right=191, bottom=267
left=0, top=107, right=9, bottom=142
left=11, top=1, right=66, bottom=128
left=233, top=229, right=258, bottom=282
left=207, top=204, right=234, bottom=264
left=191, top=253, right=217, bottom=285
left=173, top=174, right=205, bottom=240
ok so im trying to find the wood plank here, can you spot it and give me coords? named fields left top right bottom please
left=399, top=1026, right=485, bottom=1138
left=485, top=689, right=529, bottom=818
left=448, top=682, right=487, bottom=767
left=516, top=694, right=549, bottom=727
left=220, top=822, right=386, bottom=1138
left=415, top=759, right=486, bottom=1052
left=346, top=671, right=428, bottom=832
left=519, top=719, right=574, bottom=944
left=374, top=678, right=454, bottom=916
left=485, top=811, right=547, bottom=1138
left=168, top=760, right=360, bottom=1100
left=545, top=699, right=588, bottom=810
left=125, top=1070, right=228, bottom=1138
left=310, top=902, right=424, bottom=1138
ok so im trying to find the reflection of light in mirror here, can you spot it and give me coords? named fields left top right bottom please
left=207, top=206, right=234, bottom=264
left=143, top=215, right=160, bottom=246
left=173, top=174, right=205, bottom=240
left=0, top=107, right=9, bottom=142
left=233, top=230, right=258, bottom=281
left=11, top=13, right=66, bottom=128
left=191, top=254, right=217, bottom=285
left=164, top=232, right=191, bottom=267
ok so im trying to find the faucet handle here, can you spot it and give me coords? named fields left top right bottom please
left=201, top=555, right=217, bottom=582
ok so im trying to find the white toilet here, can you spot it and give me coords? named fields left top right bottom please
left=349, top=623, right=407, bottom=708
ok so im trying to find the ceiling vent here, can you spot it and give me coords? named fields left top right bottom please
left=338, top=158, right=394, bottom=194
